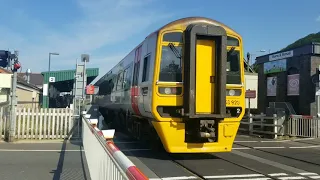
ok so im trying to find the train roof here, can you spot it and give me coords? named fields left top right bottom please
left=94, top=17, right=241, bottom=86
left=146, top=16, right=241, bottom=39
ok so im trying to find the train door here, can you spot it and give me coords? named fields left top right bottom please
left=183, top=24, right=228, bottom=118
left=195, top=39, right=216, bottom=113
left=141, top=54, right=151, bottom=112
left=131, top=46, right=142, bottom=116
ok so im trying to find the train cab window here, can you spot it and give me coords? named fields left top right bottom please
left=163, top=32, right=183, bottom=43
left=142, top=55, right=151, bottom=82
left=227, top=36, right=240, bottom=46
left=159, top=46, right=182, bottom=82
left=226, top=49, right=241, bottom=84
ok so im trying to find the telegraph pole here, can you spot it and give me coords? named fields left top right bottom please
left=8, top=50, right=20, bottom=142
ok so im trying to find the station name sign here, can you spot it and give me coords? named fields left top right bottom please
left=269, top=50, right=293, bottom=61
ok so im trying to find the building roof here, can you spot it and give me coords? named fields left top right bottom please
left=0, top=68, right=41, bottom=91
left=41, top=68, right=99, bottom=83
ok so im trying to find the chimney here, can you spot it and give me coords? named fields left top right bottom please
left=26, top=68, right=31, bottom=84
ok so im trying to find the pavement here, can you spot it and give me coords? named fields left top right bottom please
left=113, top=133, right=320, bottom=180
left=0, top=139, right=91, bottom=180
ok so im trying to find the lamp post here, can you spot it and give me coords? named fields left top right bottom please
left=47, top=52, right=59, bottom=108
left=48, top=52, right=59, bottom=72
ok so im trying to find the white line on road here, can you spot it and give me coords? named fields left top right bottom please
left=234, top=141, right=259, bottom=143
left=289, top=145, right=320, bottom=149
left=203, top=174, right=264, bottom=179
left=253, top=146, right=286, bottom=149
left=278, top=177, right=307, bottom=180
left=298, top=172, right=318, bottom=176
left=268, top=173, right=288, bottom=176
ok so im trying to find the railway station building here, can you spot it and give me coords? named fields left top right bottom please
left=254, top=42, right=320, bottom=116
left=41, top=68, right=99, bottom=108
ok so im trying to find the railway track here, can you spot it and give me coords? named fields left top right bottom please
left=98, top=117, right=320, bottom=179
left=112, top=132, right=320, bottom=180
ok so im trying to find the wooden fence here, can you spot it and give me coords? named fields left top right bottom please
left=0, top=106, right=75, bottom=140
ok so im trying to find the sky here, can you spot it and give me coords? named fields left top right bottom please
left=0, top=0, right=320, bottom=84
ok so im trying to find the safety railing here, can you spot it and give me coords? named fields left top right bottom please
left=239, top=113, right=285, bottom=139
left=81, top=111, right=148, bottom=180
left=287, top=115, right=320, bottom=138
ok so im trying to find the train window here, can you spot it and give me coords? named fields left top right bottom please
left=142, top=55, right=151, bottom=82
left=123, top=65, right=133, bottom=90
left=116, top=72, right=124, bottom=90
left=226, top=50, right=241, bottom=84
left=227, top=36, right=239, bottom=46
left=159, top=45, right=182, bottom=82
left=163, top=32, right=183, bottom=43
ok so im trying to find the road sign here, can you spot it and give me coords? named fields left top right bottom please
left=245, top=90, right=256, bottom=98
left=49, top=77, right=55, bottom=82
left=86, top=85, right=95, bottom=95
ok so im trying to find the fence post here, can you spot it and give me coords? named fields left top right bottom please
left=273, top=114, right=278, bottom=139
left=249, top=113, right=253, bottom=135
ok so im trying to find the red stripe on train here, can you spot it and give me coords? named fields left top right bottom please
left=131, top=86, right=141, bottom=115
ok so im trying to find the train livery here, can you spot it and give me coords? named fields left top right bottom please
left=94, top=17, right=245, bottom=153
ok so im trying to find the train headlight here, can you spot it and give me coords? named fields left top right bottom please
left=158, top=87, right=182, bottom=95
left=228, top=89, right=235, bottom=96
left=226, top=89, right=241, bottom=96
left=164, top=88, right=171, bottom=94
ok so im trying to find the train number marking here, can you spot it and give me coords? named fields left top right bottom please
left=226, top=99, right=240, bottom=106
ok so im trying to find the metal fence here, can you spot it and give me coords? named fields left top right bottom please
left=239, top=113, right=285, bottom=139
left=82, top=111, right=148, bottom=180
left=287, top=115, right=320, bottom=138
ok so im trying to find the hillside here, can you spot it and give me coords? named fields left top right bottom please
left=281, top=31, right=320, bottom=51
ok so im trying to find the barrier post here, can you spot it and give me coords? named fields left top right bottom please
left=273, top=114, right=278, bottom=139
left=249, top=114, right=253, bottom=135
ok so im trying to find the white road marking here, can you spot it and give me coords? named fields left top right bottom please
left=261, top=140, right=291, bottom=143
left=268, top=173, right=288, bottom=176
left=232, top=147, right=251, bottom=150
left=0, top=149, right=84, bottom=152
left=234, top=141, right=259, bottom=143
left=278, top=177, right=307, bottom=180
left=289, top=145, right=320, bottom=149
left=253, top=146, right=286, bottom=149
left=224, top=178, right=271, bottom=180
left=203, top=173, right=264, bottom=179
left=298, top=172, right=318, bottom=176
left=309, top=176, right=320, bottom=179
left=292, top=138, right=315, bottom=141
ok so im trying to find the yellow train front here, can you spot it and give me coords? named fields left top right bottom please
left=150, top=17, right=245, bottom=153
left=94, top=17, right=245, bottom=153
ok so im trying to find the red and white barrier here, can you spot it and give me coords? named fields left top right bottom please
left=81, top=111, right=148, bottom=180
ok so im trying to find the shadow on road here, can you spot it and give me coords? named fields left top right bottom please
left=51, top=117, right=90, bottom=180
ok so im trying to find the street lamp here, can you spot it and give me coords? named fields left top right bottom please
left=48, top=52, right=59, bottom=72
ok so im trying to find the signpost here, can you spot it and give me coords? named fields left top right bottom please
left=245, top=89, right=256, bottom=117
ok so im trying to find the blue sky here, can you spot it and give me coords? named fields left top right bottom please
left=0, top=0, right=319, bottom=82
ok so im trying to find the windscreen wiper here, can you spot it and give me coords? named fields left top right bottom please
left=168, top=43, right=182, bottom=59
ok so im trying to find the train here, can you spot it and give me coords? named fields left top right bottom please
left=93, top=17, right=245, bottom=153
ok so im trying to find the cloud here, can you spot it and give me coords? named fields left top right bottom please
left=316, top=15, right=320, bottom=22
left=0, top=0, right=172, bottom=80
